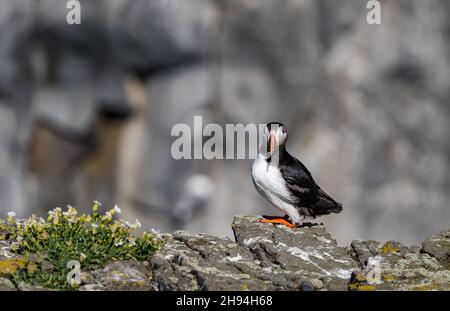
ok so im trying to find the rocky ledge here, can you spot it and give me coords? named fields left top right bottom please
left=1, top=216, right=449, bottom=291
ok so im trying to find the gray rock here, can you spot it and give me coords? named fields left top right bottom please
left=0, top=277, right=16, bottom=291
left=0, top=241, right=14, bottom=260
left=149, top=216, right=359, bottom=291
left=422, top=230, right=450, bottom=269
left=16, top=281, right=52, bottom=291
left=351, top=240, right=382, bottom=266
left=233, top=216, right=359, bottom=290
left=148, top=216, right=450, bottom=291
left=78, top=283, right=106, bottom=291
left=150, top=231, right=279, bottom=291
left=349, top=240, right=450, bottom=291
left=117, top=0, right=217, bottom=71
left=1, top=215, right=449, bottom=291
left=0, top=0, right=449, bottom=249
left=89, top=260, right=152, bottom=291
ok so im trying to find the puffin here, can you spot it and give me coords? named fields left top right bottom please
left=252, top=122, right=342, bottom=228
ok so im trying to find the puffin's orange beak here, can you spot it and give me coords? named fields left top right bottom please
left=267, top=130, right=276, bottom=154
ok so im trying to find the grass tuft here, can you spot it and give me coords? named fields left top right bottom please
left=0, top=202, right=161, bottom=290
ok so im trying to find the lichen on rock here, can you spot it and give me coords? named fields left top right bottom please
left=350, top=238, right=450, bottom=291
left=0, top=214, right=449, bottom=291
left=422, top=230, right=450, bottom=269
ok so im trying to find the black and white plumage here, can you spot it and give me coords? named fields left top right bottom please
left=252, top=122, right=342, bottom=227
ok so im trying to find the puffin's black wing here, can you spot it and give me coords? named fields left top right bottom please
left=279, top=151, right=342, bottom=216
left=278, top=154, right=319, bottom=205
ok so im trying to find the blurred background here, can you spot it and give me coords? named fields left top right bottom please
left=0, top=0, right=449, bottom=246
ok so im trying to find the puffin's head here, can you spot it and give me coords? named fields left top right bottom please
left=263, top=122, right=288, bottom=156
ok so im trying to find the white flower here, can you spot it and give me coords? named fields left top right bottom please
left=113, top=205, right=122, bottom=214
left=79, top=252, right=87, bottom=262
left=114, top=239, right=125, bottom=247
left=150, top=228, right=161, bottom=235
left=7, top=212, right=16, bottom=218
left=123, top=220, right=133, bottom=228
left=134, top=219, right=141, bottom=229
left=63, top=206, right=77, bottom=217
left=93, top=200, right=102, bottom=206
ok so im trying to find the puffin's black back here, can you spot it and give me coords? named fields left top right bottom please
left=278, top=149, right=343, bottom=217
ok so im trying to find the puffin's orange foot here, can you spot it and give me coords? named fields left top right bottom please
left=261, top=214, right=290, bottom=220
left=258, top=216, right=296, bottom=228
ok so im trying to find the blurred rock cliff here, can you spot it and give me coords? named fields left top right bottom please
left=0, top=0, right=449, bottom=245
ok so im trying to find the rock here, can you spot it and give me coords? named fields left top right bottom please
left=117, top=0, right=217, bottom=72
left=150, top=230, right=279, bottom=291
left=300, top=281, right=315, bottom=291
left=233, top=216, right=359, bottom=290
left=0, top=241, right=15, bottom=259
left=0, top=0, right=450, bottom=249
left=150, top=216, right=359, bottom=291
left=78, top=283, right=106, bottom=291
left=0, top=215, right=449, bottom=291
left=350, top=240, right=382, bottom=267
left=422, top=230, right=450, bottom=269
left=0, top=277, right=16, bottom=291
left=349, top=240, right=450, bottom=291
left=16, top=281, right=52, bottom=291
left=149, top=216, right=450, bottom=291
left=89, top=260, right=152, bottom=291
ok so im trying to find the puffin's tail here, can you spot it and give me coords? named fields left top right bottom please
left=315, top=188, right=343, bottom=214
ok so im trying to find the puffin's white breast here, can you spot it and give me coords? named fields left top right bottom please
left=252, top=157, right=291, bottom=200
left=251, top=156, right=301, bottom=223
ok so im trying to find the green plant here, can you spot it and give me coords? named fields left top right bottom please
left=0, top=202, right=161, bottom=290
